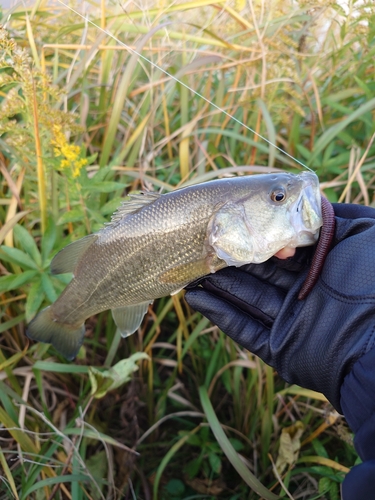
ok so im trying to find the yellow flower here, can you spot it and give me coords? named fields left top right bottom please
left=52, top=124, right=87, bottom=178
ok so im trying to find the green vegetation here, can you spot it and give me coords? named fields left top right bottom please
left=0, top=0, right=374, bottom=498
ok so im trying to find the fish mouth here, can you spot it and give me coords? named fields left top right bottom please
left=289, top=176, right=323, bottom=247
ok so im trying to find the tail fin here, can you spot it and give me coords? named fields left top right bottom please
left=26, top=306, right=85, bottom=360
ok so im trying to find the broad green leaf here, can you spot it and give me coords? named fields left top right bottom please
left=0, top=270, right=38, bottom=293
left=83, top=181, right=127, bottom=193
left=41, top=273, right=58, bottom=303
left=88, top=352, right=149, bottom=398
left=100, top=197, right=124, bottom=216
left=229, top=438, right=245, bottom=452
left=25, top=280, right=45, bottom=322
left=208, top=452, right=222, bottom=474
left=86, top=450, right=107, bottom=494
left=0, top=246, right=39, bottom=270
left=58, top=208, right=85, bottom=225
left=13, top=224, right=42, bottom=267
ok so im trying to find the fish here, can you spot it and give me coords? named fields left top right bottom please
left=26, top=171, right=322, bottom=360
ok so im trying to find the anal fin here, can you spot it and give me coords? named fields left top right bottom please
left=112, top=301, right=152, bottom=338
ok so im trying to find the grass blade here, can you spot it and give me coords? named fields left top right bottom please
left=153, top=425, right=200, bottom=500
left=0, top=212, right=29, bottom=246
left=21, top=474, right=92, bottom=498
left=308, top=96, right=375, bottom=166
left=199, top=385, right=280, bottom=500
left=0, top=447, right=19, bottom=499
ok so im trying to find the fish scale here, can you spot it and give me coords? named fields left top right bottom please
left=27, top=172, right=322, bottom=359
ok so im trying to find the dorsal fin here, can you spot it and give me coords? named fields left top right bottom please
left=51, top=234, right=98, bottom=275
left=107, top=192, right=161, bottom=225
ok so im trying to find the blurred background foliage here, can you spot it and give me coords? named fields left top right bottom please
left=0, top=0, right=374, bottom=498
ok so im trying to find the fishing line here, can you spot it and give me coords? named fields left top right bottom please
left=56, top=0, right=313, bottom=172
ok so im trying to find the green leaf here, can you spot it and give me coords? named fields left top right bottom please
left=41, top=273, right=58, bottom=302
left=21, top=474, right=92, bottom=498
left=83, top=181, right=127, bottom=193
left=229, top=438, right=245, bottom=452
left=186, top=434, right=201, bottom=446
left=100, top=197, right=124, bottom=216
left=86, top=165, right=113, bottom=183
left=0, top=314, right=25, bottom=334
left=208, top=452, right=222, bottom=474
left=319, top=477, right=331, bottom=494
left=311, top=438, right=329, bottom=459
left=166, top=479, right=185, bottom=495
left=33, top=361, right=89, bottom=373
left=13, top=224, right=42, bottom=267
left=58, top=207, right=85, bottom=225
left=86, top=450, right=107, bottom=493
left=88, top=352, right=149, bottom=398
left=0, top=270, right=38, bottom=293
left=184, top=457, right=202, bottom=479
left=25, top=280, right=45, bottom=322
left=0, top=246, right=39, bottom=270
left=41, top=219, right=57, bottom=265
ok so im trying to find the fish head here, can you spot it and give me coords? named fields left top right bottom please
left=208, top=171, right=323, bottom=266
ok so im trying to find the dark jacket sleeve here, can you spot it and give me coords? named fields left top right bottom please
left=341, top=347, right=375, bottom=498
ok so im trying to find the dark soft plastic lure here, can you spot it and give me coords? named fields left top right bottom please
left=298, top=197, right=336, bottom=300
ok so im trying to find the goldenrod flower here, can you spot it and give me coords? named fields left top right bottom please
left=52, top=124, right=87, bottom=178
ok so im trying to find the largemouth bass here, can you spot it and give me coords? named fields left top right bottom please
left=27, top=172, right=322, bottom=359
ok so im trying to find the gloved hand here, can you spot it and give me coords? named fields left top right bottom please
left=185, top=203, right=375, bottom=413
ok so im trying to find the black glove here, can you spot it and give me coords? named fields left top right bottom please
left=185, top=203, right=375, bottom=413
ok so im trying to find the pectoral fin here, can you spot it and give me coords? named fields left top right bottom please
left=159, top=256, right=226, bottom=286
left=112, top=301, right=152, bottom=338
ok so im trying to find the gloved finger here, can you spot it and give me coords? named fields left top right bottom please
left=184, top=287, right=272, bottom=356
left=188, top=268, right=286, bottom=323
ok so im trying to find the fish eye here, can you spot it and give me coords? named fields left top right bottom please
left=270, top=188, right=286, bottom=203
